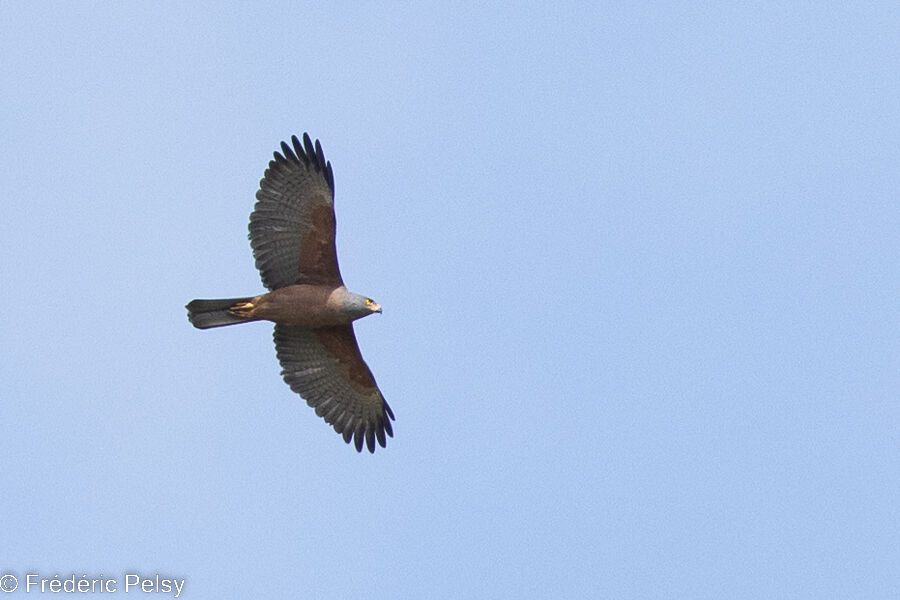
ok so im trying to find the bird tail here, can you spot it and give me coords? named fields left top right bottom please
left=186, top=297, right=259, bottom=329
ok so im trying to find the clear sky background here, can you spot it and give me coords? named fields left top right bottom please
left=1, top=3, right=898, bottom=599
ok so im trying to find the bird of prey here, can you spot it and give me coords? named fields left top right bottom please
left=186, top=133, right=394, bottom=453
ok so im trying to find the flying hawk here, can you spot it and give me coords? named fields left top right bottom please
left=186, top=134, right=393, bottom=453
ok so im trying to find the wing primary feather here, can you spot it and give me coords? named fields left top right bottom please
left=323, top=403, right=342, bottom=423
left=324, top=161, right=334, bottom=191
left=314, top=398, right=334, bottom=417
left=332, top=413, right=348, bottom=433
left=302, top=132, right=314, bottom=159
left=357, top=423, right=367, bottom=450
left=291, top=135, right=306, bottom=163
left=280, top=140, right=297, bottom=162
left=270, top=155, right=284, bottom=171
left=314, top=139, right=326, bottom=172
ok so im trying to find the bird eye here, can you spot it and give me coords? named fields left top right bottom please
left=365, top=298, right=373, bottom=305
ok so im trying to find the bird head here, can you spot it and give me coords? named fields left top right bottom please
left=364, top=297, right=383, bottom=314
left=341, top=289, right=382, bottom=320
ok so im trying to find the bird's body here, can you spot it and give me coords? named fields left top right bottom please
left=241, top=285, right=377, bottom=327
left=186, top=134, right=393, bottom=453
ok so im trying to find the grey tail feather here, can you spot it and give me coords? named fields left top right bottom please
left=186, top=297, right=257, bottom=329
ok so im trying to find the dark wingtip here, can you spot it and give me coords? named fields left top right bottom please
left=314, top=139, right=327, bottom=172
left=280, top=140, right=297, bottom=162
left=279, top=132, right=333, bottom=192
left=291, top=134, right=308, bottom=164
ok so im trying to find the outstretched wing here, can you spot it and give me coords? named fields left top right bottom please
left=274, top=324, right=395, bottom=453
left=250, top=133, right=341, bottom=290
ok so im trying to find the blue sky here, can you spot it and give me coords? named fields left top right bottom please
left=1, top=3, right=898, bottom=598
